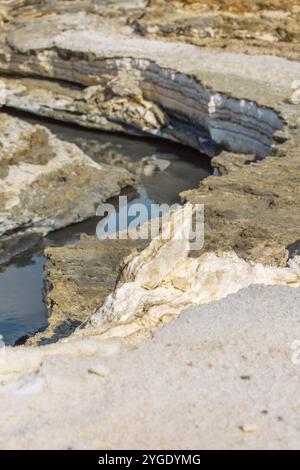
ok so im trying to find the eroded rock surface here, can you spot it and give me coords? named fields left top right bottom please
left=28, top=236, right=147, bottom=345
left=0, top=3, right=298, bottom=336
left=1, top=12, right=298, bottom=263
left=211, top=151, right=256, bottom=175
left=182, top=136, right=300, bottom=266
left=36, top=205, right=300, bottom=347
left=0, top=113, right=134, bottom=239
left=1, top=1, right=299, bottom=60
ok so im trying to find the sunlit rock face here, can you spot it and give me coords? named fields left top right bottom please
left=27, top=237, right=148, bottom=346
left=0, top=113, right=134, bottom=238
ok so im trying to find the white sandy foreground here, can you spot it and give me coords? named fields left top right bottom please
left=0, top=284, right=299, bottom=449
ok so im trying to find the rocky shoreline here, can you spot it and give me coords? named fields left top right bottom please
left=0, top=0, right=300, bottom=450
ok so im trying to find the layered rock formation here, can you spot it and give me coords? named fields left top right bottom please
left=0, top=2, right=298, bottom=337
left=0, top=13, right=286, bottom=158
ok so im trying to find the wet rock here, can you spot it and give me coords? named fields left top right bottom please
left=0, top=5, right=298, bottom=337
left=30, top=206, right=297, bottom=348
left=2, top=1, right=299, bottom=62
left=55, top=136, right=170, bottom=176
left=0, top=1, right=299, bottom=450
left=0, top=113, right=135, bottom=239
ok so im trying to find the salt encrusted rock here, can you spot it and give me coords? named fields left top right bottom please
left=0, top=113, right=134, bottom=238
left=87, top=205, right=300, bottom=340
left=0, top=7, right=298, bottom=274
left=0, top=6, right=298, bottom=274
left=182, top=134, right=300, bottom=266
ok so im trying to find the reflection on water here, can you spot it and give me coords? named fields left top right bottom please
left=0, top=256, right=47, bottom=345
left=0, top=114, right=212, bottom=345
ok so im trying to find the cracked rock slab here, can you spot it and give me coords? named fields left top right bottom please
left=84, top=205, right=300, bottom=343
left=0, top=1, right=299, bottom=450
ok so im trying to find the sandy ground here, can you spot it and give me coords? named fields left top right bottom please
left=0, top=284, right=300, bottom=449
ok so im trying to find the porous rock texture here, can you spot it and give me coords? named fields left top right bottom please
left=28, top=236, right=148, bottom=346
left=1, top=1, right=300, bottom=60
left=138, top=0, right=300, bottom=61
left=0, top=0, right=300, bottom=450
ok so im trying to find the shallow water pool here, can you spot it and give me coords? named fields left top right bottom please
left=0, top=115, right=212, bottom=345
